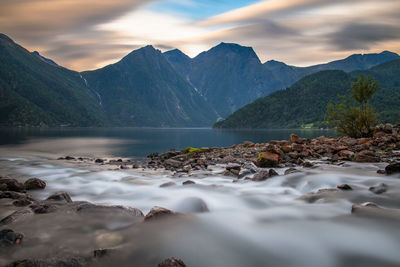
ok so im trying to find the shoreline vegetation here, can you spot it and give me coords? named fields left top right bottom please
left=1, top=123, right=400, bottom=266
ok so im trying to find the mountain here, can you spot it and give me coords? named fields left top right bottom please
left=165, top=42, right=279, bottom=118
left=31, top=51, right=60, bottom=68
left=214, top=59, right=400, bottom=129
left=81, top=45, right=217, bottom=127
left=166, top=44, right=399, bottom=119
left=0, top=34, right=107, bottom=126
left=263, top=51, right=400, bottom=90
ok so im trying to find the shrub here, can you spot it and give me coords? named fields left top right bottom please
left=326, top=74, right=379, bottom=138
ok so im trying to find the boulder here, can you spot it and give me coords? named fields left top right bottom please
left=256, top=152, right=279, bottom=167
left=385, top=162, right=400, bottom=175
left=76, top=203, right=144, bottom=217
left=338, top=150, right=354, bottom=160
left=164, top=159, right=182, bottom=169
left=95, top=158, right=104, bottom=163
left=24, top=178, right=46, bottom=190
left=175, top=197, right=209, bottom=213
left=252, top=171, right=270, bottom=181
left=160, top=182, right=177, bottom=188
left=144, top=206, right=176, bottom=222
left=46, top=191, right=72, bottom=203
left=158, top=257, right=187, bottom=267
left=0, top=229, right=23, bottom=247
left=30, top=204, right=57, bottom=214
left=0, top=178, right=24, bottom=192
left=13, top=199, right=32, bottom=207
left=182, top=180, right=195, bottom=185
left=284, top=168, right=302, bottom=175
left=0, top=191, right=32, bottom=200
left=337, top=184, right=352, bottom=190
left=0, top=209, right=33, bottom=225
left=354, top=150, right=378, bottom=162
left=369, top=183, right=388, bottom=194
left=9, top=258, right=85, bottom=267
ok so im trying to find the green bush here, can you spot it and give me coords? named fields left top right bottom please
left=326, top=74, right=379, bottom=138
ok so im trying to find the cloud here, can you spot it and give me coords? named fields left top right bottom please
left=1, top=0, right=399, bottom=69
left=189, top=0, right=400, bottom=66
left=0, top=0, right=158, bottom=70
left=328, top=23, right=400, bottom=50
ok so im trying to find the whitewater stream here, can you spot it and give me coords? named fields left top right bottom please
left=1, top=131, right=400, bottom=266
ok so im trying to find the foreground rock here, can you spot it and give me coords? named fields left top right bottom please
left=158, top=257, right=187, bottom=267
left=46, top=191, right=72, bottom=203
left=7, top=258, right=86, bottom=267
left=385, top=162, right=400, bottom=175
left=0, top=229, right=23, bottom=247
left=144, top=206, right=176, bottom=222
left=24, top=178, right=46, bottom=190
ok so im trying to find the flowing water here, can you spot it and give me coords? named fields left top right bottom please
left=1, top=127, right=400, bottom=267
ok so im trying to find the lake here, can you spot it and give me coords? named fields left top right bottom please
left=0, top=127, right=335, bottom=158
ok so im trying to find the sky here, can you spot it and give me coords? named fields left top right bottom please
left=1, top=0, right=399, bottom=71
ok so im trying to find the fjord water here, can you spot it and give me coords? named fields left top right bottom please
left=0, top=127, right=336, bottom=158
left=1, top=127, right=400, bottom=267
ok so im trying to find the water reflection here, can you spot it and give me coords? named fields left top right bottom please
left=0, top=127, right=336, bottom=158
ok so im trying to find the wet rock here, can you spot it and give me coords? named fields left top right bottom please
left=377, top=169, right=386, bottom=174
left=337, top=184, right=352, bottom=190
left=284, top=168, right=302, bottom=175
left=302, top=161, right=314, bottom=168
left=338, top=150, right=354, bottom=160
left=120, top=165, right=129, bottom=169
left=93, top=248, right=114, bottom=258
left=0, top=178, right=25, bottom=192
left=95, top=158, right=104, bottom=163
left=158, top=257, right=187, bottom=267
left=160, top=181, right=177, bottom=188
left=238, top=162, right=258, bottom=179
left=13, top=199, right=32, bottom=207
left=30, top=203, right=57, bottom=214
left=182, top=180, right=195, bottom=185
left=24, top=178, right=46, bottom=190
left=76, top=203, right=144, bottom=217
left=0, top=229, right=23, bottom=247
left=385, top=162, right=400, bottom=175
left=144, top=206, right=176, bottom=222
left=226, top=163, right=241, bottom=176
left=243, top=141, right=255, bottom=147
left=369, top=183, right=388, bottom=194
left=65, top=156, right=75, bottom=160
left=354, top=150, right=378, bottom=162
left=252, top=170, right=272, bottom=181
left=256, top=152, right=279, bottom=167
left=0, top=191, right=32, bottom=200
left=222, top=170, right=237, bottom=177
left=268, top=169, right=279, bottom=177
left=46, top=191, right=72, bottom=203
left=160, top=150, right=182, bottom=160
left=164, top=159, right=182, bottom=169
left=0, top=209, right=33, bottom=225
left=8, top=258, right=85, bottom=267
left=175, top=197, right=209, bottom=213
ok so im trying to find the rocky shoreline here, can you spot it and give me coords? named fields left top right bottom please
left=58, top=123, right=400, bottom=179
left=1, top=123, right=400, bottom=266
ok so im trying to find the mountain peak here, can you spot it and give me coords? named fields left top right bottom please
left=164, top=48, right=190, bottom=59
left=264, top=60, right=288, bottom=67
left=195, top=42, right=260, bottom=63
left=0, top=33, right=13, bottom=42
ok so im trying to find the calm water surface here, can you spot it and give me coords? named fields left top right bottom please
left=0, top=127, right=335, bottom=158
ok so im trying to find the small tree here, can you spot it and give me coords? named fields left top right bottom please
left=326, top=74, right=379, bottom=138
